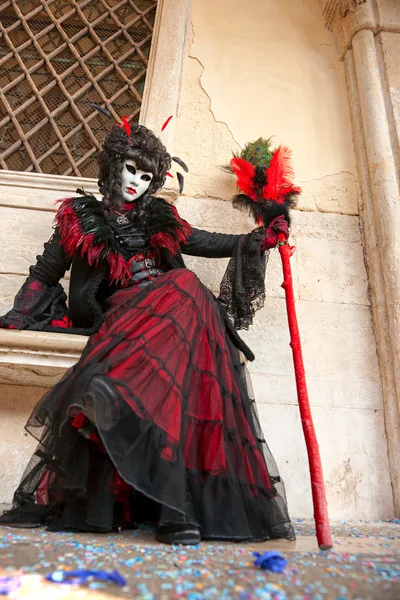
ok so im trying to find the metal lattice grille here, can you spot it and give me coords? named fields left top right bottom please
left=0, top=0, right=158, bottom=178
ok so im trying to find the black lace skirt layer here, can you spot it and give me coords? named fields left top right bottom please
left=1, top=269, right=294, bottom=541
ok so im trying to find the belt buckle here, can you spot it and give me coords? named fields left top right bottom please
left=144, top=258, right=153, bottom=269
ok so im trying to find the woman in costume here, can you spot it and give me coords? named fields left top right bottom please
left=0, top=122, right=295, bottom=545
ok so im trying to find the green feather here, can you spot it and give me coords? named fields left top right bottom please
left=236, top=137, right=274, bottom=169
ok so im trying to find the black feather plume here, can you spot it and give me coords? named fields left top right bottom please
left=232, top=194, right=294, bottom=226
left=172, top=156, right=189, bottom=172
left=89, top=103, right=112, bottom=119
left=220, top=164, right=234, bottom=174
left=177, top=172, right=184, bottom=194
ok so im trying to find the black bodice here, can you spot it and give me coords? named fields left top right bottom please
left=108, top=216, right=149, bottom=256
left=106, top=219, right=163, bottom=288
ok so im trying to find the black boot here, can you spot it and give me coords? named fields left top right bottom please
left=156, top=524, right=201, bottom=545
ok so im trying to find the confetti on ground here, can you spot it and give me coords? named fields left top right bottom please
left=0, top=575, right=21, bottom=594
left=46, top=568, right=126, bottom=586
left=254, top=552, right=288, bottom=573
left=0, top=519, right=398, bottom=599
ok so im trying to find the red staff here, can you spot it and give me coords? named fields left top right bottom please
left=230, top=139, right=332, bottom=550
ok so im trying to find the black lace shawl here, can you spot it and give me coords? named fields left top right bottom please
left=219, top=227, right=268, bottom=330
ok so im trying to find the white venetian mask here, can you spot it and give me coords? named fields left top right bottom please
left=121, top=158, right=153, bottom=202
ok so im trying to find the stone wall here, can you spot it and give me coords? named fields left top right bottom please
left=0, top=191, right=393, bottom=518
left=170, top=0, right=394, bottom=519
left=323, top=0, right=400, bottom=515
left=380, top=31, right=400, bottom=151
left=173, top=0, right=358, bottom=212
left=176, top=197, right=392, bottom=519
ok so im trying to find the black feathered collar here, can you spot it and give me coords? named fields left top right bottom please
left=55, top=194, right=192, bottom=285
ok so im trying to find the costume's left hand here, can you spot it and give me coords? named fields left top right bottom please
left=260, top=216, right=289, bottom=251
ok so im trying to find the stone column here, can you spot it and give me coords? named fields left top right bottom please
left=139, top=0, right=192, bottom=153
left=323, top=0, right=400, bottom=514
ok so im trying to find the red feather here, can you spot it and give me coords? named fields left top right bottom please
left=108, top=252, right=132, bottom=284
left=55, top=198, right=82, bottom=256
left=121, top=116, right=131, bottom=137
left=55, top=198, right=132, bottom=286
left=263, top=146, right=301, bottom=204
left=161, top=115, right=173, bottom=131
left=230, top=157, right=257, bottom=200
left=150, top=232, right=178, bottom=256
left=150, top=209, right=192, bottom=258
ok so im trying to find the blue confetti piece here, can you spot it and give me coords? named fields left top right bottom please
left=125, top=559, right=135, bottom=567
left=0, top=576, right=22, bottom=595
left=46, top=569, right=127, bottom=586
left=254, top=551, right=288, bottom=573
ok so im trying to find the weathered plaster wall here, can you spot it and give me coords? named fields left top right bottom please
left=171, top=0, right=394, bottom=519
left=174, top=0, right=358, bottom=214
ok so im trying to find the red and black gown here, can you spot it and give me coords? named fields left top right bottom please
left=0, top=200, right=294, bottom=542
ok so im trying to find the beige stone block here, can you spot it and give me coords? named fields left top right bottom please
left=298, top=172, right=359, bottom=215
left=250, top=372, right=383, bottom=411
left=241, top=298, right=380, bottom=384
left=291, top=210, right=361, bottom=242
left=377, top=1, right=400, bottom=27
left=0, top=330, right=86, bottom=386
left=298, top=300, right=380, bottom=383
left=0, top=171, right=100, bottom=208
left=0, top=186, right=61, bottom=212
left=389, top=84, right=400, bottom=148
left=176, top=196, right=362, bottom=241
left=0, top=384, right=47, bottom=503
left=257, top=403, right=394, bottom=519
left=175, top=196, right=255, bottom=234
left=240, top=298, right=294, bottom=376
left=0, top=365, right=68, bottom=388
left=183, top=248, right=298, bottom=300
left=0, top=207, right=55, bottom=275
left=296, top=237, right=369, bottom=305
left=183, top=255, right=229, bottom=296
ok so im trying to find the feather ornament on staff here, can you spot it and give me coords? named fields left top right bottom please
left=229, top=138, right=333, bottom=551
left=229, top=138, right=301, bottom=227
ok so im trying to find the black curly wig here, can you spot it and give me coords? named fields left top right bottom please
left=98, top=124, right=172, bottom=212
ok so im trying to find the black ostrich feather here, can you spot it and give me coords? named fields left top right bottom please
left=232, top=194, right=294, bottom=226
left=89, top=103, right=112, bottom=119
left=72, top=195, right=121, bottom=259
left=172, top=156, right=189, bottom=172
left=177, top=172, right=184, bottom=193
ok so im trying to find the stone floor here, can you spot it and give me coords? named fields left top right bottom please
left=0, top=519, right=399, bottom=599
